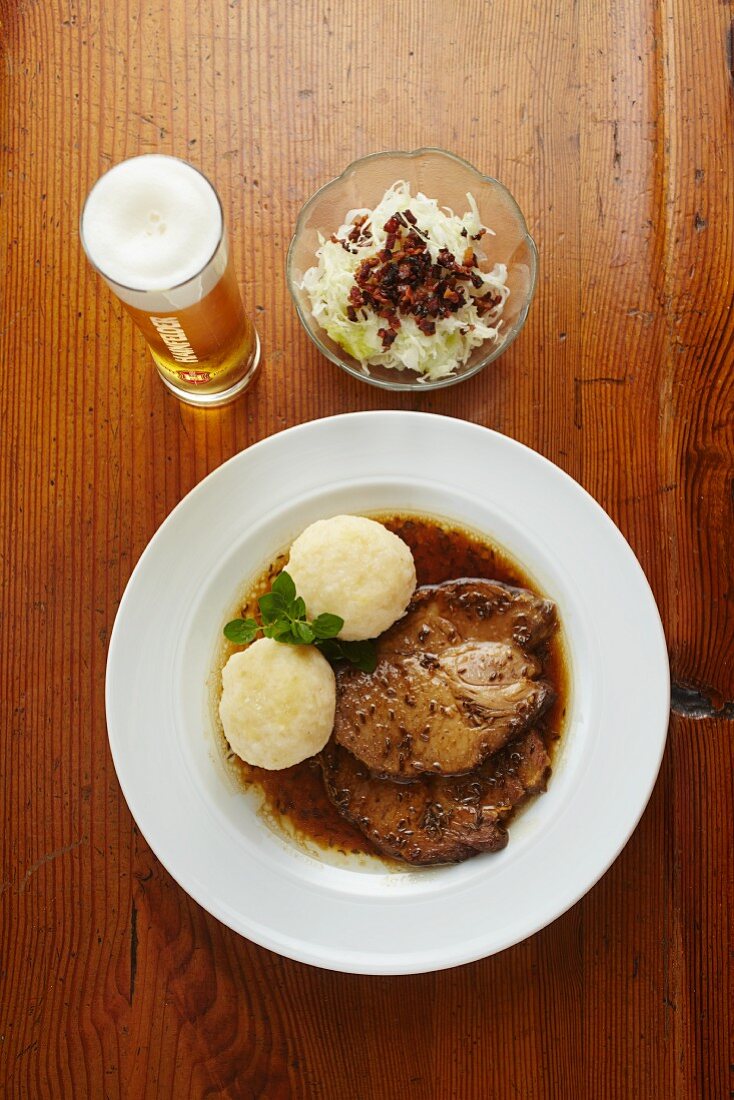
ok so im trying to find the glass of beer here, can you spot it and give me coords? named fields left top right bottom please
left=80, top=154, right=260, bottom=407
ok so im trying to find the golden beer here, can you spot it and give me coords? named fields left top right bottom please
left=80, top=155, right=259, bottom=407
left=124, top=251, right=256, bottom=397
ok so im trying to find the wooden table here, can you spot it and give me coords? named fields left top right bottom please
left=2, top=1, right=732, bottom=1095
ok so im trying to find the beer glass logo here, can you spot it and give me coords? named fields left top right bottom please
left=178, top=370, right=211, bottom=385
left=150, top=316, right=199, bottom=364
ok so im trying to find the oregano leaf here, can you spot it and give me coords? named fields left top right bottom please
left=271, top=570, right=297, bottom=604
left=311, top=613, right=344, bottom=640
left=223, top=618, right=260, bottom=645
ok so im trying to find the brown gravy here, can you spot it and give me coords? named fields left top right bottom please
left=217, top=514, right=569, bottom=860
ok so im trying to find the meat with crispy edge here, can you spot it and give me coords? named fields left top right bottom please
left=333, top=579, right=557, bottom=778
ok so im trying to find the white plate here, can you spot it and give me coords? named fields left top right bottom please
left=106, top=411, right=669, bottom=974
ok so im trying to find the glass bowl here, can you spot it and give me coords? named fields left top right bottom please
left=286, top=148, right=538, bottom=392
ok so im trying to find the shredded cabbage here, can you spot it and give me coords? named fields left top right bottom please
left=301, top=180, right=510, bottom=381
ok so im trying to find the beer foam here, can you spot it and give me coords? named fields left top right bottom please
left=81, top=155, right=223, bottom=291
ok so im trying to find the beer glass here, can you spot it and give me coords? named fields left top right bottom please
left=80, top=154, right=259, bottom=407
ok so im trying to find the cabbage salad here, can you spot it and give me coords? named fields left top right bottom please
left=301, top=180, right=510, bottom=381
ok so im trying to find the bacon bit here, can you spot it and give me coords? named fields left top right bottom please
left=346, top=214, right=373, bottom=247
left=474, top=291, right=503, bottom=316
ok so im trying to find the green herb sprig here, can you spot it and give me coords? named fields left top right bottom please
left=223, top=571, right=377, bottom=673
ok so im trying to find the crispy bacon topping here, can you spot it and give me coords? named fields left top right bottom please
left=332, top=210, right=502, bottom=349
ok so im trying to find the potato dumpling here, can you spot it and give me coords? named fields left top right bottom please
left=219, top=638, right=336, bottom=770
left=286, top=515, right=416, bottom=641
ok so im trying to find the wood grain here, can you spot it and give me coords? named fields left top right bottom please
left=1, top=0, right=732, bottom=1096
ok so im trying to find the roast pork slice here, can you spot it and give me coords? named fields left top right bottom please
left=333, top=580, right=557, bottom=778
left=377, top=579, right=557, bottom=659
left=320, top=729, right=551, bottom=865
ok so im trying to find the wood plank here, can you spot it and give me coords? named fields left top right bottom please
left=1, top=0, right=731, bottom=1096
